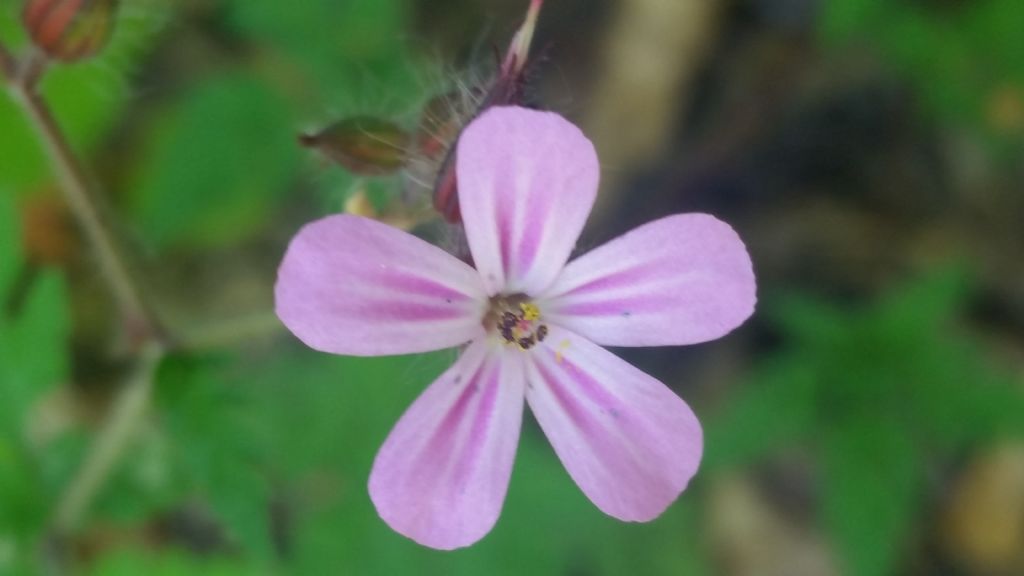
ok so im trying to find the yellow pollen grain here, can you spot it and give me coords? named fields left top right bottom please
left=555, top=339, right=571, bottom=363
left=520, top=302, right=540, bottom=321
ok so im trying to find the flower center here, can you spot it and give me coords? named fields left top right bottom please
left=486, top=295, right=549, bottom=350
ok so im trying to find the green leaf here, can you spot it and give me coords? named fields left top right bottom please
left=911, top=343, right=1024, bottom=447
left=819, top=0, right=1024, bottom=139
left=0, top=197, right=70, bottom=546
left=155, top=354, right=274, bottom=561
left=821, top=417, right=921, bottom=576
left=132, top=74, right=300, bottom=248
left=0, top=270, right=70, bottom=435
left=0, top=435, right=47, bottom=535
left=872, top=266, right=968, bottom=338
left=226, top=0, right=422, bottom=111
left=819, top=0, right=888, bottom=41
left=88, top=547, right=250, bottom=576
left=0, top=264, right=71, bottom=543
left=705, top=360, right=818, bottom=470
left=763, top=267, right=982, bottom=422
left=771, top=294, right=847, bottom=352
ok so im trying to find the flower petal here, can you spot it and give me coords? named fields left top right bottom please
left=369, top=339, right=526, bottom=549
left=456, top=106, right=599, bottom=296
left=525, top=326, right=702, bottom=521
left=539, top=214, right=756, bottom=347
left=275, top=214, right=487, bottom=356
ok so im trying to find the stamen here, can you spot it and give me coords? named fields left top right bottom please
left=500, top=311, right=518, bottom=328
left=520, top=302, right=540, bottom=321
left=489, top=296, right=548, bottom=351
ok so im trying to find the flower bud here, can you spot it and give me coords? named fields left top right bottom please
left=424, top=0, right=545, bottom=225
left=22, top=0, right=119, bottom=63
left=416, top=91, right=477, bottom=160
left=299, top=117, right=410, bottom=176
left=432, top=155, right=460, bottom=224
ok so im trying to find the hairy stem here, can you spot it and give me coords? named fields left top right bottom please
left=2, top=47, right=165, bottom=344
left=51, top=343, right=165, bottom=534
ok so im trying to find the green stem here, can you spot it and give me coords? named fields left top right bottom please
left=51, top=343, right=165, bottom=534
left=2, top=47, right=165, bottom=344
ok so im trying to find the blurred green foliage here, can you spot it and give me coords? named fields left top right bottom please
left=124, top=0, right=428, bottom=248
left=72, top=347, right=709, bottom=575
left=707, top=270, right=1024, bottom=576
left=0, top=190, right=74, bottom=574
left=0, top=0, right=427, bottom=250
left=0, top=0, right=170, bottom=191
left=226, top=0, right=423, bottom=106
left=87, top=549, right=248, bottom=576
left=821, top=0, right=1024, bottom=143
left=132, top=75, right=300, bottom=247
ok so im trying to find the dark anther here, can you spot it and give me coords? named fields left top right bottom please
left=536, top=325, right=548, bottom=342
left=500, top=311, right=518, bottom=327
left=518, top=336, right=535, bottom=349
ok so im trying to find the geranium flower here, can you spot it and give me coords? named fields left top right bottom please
left=275, top=106, right=756, bottom=549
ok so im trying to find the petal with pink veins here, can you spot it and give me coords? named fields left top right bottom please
left=539, top=214, right=756, bottom=347
left=369, top=339, right=526, bottom=549
left=275, top=214, right=487, bottom=356
left=457, top=106, right=599, bottom=296
left=525, top=325, right=703, bottom=521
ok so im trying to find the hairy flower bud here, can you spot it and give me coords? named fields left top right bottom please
left=299, top=117, right=410, bottom=176
left=22, top=0, right=119, bottom=62
left=416, top=91, right=476, bottom=160
left=426, top=0, right=544, bottom=224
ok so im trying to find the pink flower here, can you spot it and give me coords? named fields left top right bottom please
left=275, top=106, right=756, bottom=549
